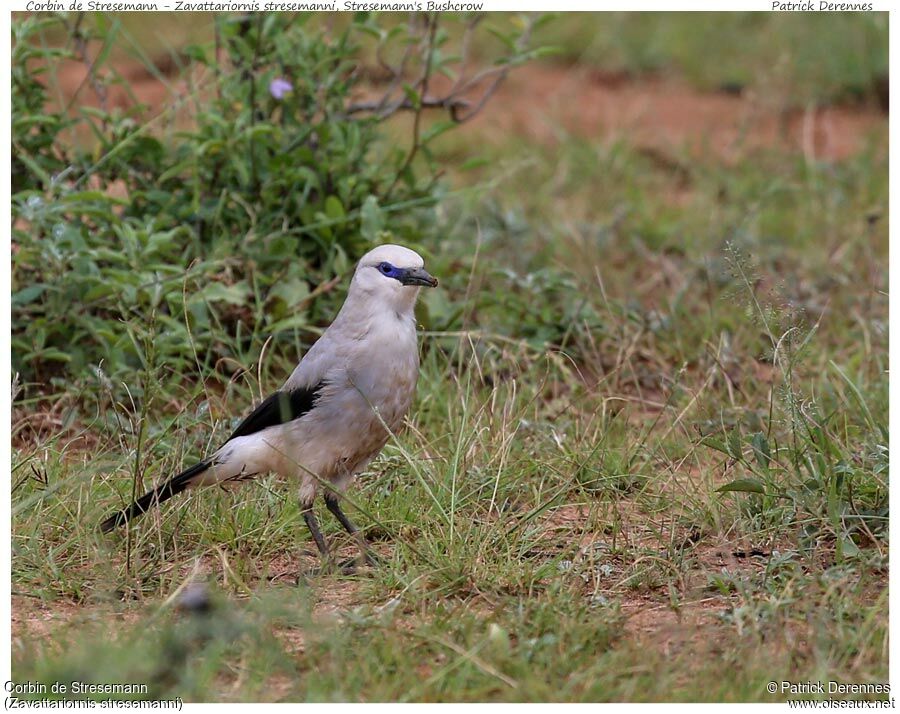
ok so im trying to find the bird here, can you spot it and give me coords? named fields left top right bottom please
left=100, top=244, right=438, bottom=571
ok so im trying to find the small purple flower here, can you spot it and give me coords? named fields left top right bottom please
left=269, top=78, right=293, bottom=100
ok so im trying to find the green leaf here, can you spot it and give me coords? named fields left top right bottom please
left=12, top=284, right=48, bottom=306
left=531, top=13, right=558, bottom=32
left=750, top=432, right=771, bottom=472
left=184, top=44, right=208, bottom=63
left=487, top=26, right=517, bottom=52
left=422, top=120, right=457, bottom=144
left=360, top=195, right=383, bottom=243
left=460, top=157, right=490, bottom=171
left=522, top=46, right=564, bottom=61
left=402, top=84, right=421, bottom=110
left=324, top=195, right=345, bottom=221
left=197, top=281, right=251, bottom=306
left=716, top=479, right=766, bottom=495
left=726, top=427, right=742, bottom=459
left=265, top=314, right=314, bottom=333
left=60, top=191, right=126, bottom=206
left=12, top=148, right=51, bottom=188
left=268, top=278, right=310, bottom=307
left=32, top=348, right=71, bottom=363
left=840, top=537, right=861, bottom=559
left=92, top=19, right=120, bottom=70
left=356, top=24, right=382, bottom=40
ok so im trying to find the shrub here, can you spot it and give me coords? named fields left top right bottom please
left=12, top=12, right=545, bottom=405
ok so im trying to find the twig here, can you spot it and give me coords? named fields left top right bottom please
left=345, top=95, right=471, bottom=117
left=65, top=13, right=109, bottom=115
left=384, top=13, right=440, bottom=200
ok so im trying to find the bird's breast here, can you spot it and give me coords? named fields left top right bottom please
left=347, top=316, right=419, bottom=428
left=276, top=314, right=421, bottom=482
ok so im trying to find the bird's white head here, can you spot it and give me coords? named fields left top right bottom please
left=349, top=244, right=438, bottom=316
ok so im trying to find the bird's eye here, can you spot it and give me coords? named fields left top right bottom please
left=378, top=262, right=393, bottom=275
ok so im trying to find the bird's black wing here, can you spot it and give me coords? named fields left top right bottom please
left=226, top=382, right=324, bottom=442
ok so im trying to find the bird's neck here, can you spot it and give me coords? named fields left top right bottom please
left=336, top=287, right=419, bottom=333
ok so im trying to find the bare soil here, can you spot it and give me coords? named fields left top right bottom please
left=47, top=56, right=886, bottom=163
left=463, top=64, right=885, bottom=162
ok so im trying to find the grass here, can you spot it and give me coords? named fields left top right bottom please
left=532, top=11, right=888, bottom=106
left=12, top=11, right=888, bottom=704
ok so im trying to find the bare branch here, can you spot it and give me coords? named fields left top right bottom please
left=384, top=13, right=440, bottom=200
left=451, top=14, right=485, bottom=96
left=345, top=95, right=471, bottom=117
left=344, top=13, right=537, bottom=127
left=65, top=13, right=110, bottom=115
left=374, top=40, right=415, bottom=116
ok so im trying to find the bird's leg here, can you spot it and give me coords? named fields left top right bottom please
left=301, top=505, right=331, bottom=566
left=324, top=492, right=377, bottom=568
left=324, top=491, right=360, bottom=535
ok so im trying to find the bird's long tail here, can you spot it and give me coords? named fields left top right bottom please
left=99, top=460, right=212, bottom=533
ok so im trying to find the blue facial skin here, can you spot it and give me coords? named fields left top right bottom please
left=377, top=262, right=402, bottom=280
left=376, top=261, right=439, bottom=288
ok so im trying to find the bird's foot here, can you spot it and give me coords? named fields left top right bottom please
left=296, top=557, right=362, bottom=582
left=360, top=549, right=383, bottom=568
left=336, top=554, right=378, bottom=574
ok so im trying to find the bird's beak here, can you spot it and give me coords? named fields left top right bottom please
left=400, top=267, right=439, bottom=288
